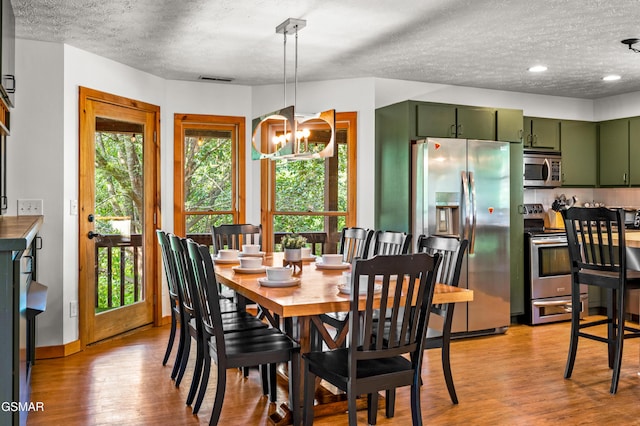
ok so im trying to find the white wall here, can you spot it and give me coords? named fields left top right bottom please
left=14, top=39, right=640, bottom=347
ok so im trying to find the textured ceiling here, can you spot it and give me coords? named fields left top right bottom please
left=12, top=0, right=640, bottom=99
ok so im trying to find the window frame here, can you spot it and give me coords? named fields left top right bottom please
left=260, top=111, right=357, bottom=252
left=173, top=114, right=246, bottom=236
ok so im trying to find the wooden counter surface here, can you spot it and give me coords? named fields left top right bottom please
left=0, top=215, right=43, bottom=250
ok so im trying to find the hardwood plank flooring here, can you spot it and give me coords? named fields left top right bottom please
left=28, top=318, right=640, bottom=425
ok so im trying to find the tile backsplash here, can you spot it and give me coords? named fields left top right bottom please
left=524, top=187, right=640, bottom=210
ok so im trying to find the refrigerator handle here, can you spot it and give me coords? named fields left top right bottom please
left=469, top=171, right=477, bottom=254
left=461, top=171, right=470, bottom=242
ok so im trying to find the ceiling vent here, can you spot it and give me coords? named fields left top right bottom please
left=198, top=75, right=234, bottom=82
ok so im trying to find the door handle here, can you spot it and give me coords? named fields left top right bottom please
left=88, top=230, right=103, bottom=239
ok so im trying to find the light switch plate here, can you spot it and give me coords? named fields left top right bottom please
left=17, top=199, right=43, bottom=216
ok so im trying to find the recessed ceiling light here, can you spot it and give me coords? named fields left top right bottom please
left=603, top=74, right=621, bottom=81
left=528, top=65, right=548, bottom=73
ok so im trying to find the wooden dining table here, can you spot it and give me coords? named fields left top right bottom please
left=214, top=252, right=474, bottom=424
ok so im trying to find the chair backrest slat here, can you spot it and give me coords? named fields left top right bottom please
left=211, top=224, right=262, bottom=253
left=371, top=230, right=412, bottom=256
left=339, top=227, right=374, bottom=262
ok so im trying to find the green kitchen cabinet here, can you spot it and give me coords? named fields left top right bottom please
left=497, top=108, right=523, bottom=143
left=599, top=119, right=629, bottom=186
left=416, top=103, right=496, bottom=140
left=523, top=117, right=560, bottom=150
left=629, top=117, right=640, bottom=185
left=560, top=120, right=597, bottom=186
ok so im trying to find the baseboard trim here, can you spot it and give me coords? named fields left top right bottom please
left=36, top=339, right=82, bottom=359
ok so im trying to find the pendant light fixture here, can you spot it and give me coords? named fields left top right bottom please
left=251, top=18, right=335, bottom=160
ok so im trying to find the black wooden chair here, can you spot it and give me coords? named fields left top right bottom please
left=168, top=234, right=269, bottom=411
left=317, top=227, right=375, bottom=340
left=371, top=230, right=412, bottom=256
left=562, top=207, right=640, bottom=394
left=156, top=230, right=186, bottom=380
left=339, top=227, right=374, bottom=261
left=211, top=223, right=262, bottom=253
left=303, top=252, right=441, bottom=425
left=416, top=234, right=468, bottom=404
left=187, top=239, right=301, bottom=425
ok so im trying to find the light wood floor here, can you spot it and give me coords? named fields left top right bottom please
left=28, top=318, right=640, bottom=425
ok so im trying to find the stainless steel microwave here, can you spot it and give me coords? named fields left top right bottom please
left=523, top=151, right=562, bottom=188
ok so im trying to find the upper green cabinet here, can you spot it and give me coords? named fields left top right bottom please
left=629, top=117, right=640, bottom=186
left=497, top=108, right=523, bottom=143
left=599, top=119, right=629, bottom=186
left=523, top=117, right=560, bottom=150
left=560, top=120, right=597, bottom=187
left=416, top=103, right=496, bottom=140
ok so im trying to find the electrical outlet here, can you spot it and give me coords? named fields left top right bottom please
left=70, top=301, right=78, bottom=317
left=17, top=199, right=44, bottom=216
left=70, top=199, right=78, bottom=215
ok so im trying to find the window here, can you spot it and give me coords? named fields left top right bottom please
left=173, top=114, right=245, bottom=236
left=261, top=112, right=357, bottom=252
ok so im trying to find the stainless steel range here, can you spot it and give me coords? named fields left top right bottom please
left=523, top=203, right=587, bottom=325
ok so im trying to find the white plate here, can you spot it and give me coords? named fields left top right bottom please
left=337, top=283, right=382, bottom=295
left=213, top=256, right=240, bottom=264
left=238, top=251, right=266, bottom=258
left=232, top=265, right=266, bottom=274
left=315, top=261, right=350, bottom=270
left=257, top=277, right=301, bottom=287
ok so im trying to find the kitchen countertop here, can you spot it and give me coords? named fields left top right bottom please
left=0, top=215, right=43, bottom=251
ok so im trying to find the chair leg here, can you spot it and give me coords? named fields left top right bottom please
left=410, top=378, right=423, bottom=426
left=175, top=335, right=191, bottom=387
left=367, top=393, right=379, bottom=425
left=193, top=354, right=211, bottom=414
left=564, top=288, right=581, bottom=379
left=347, top=389, right=358, bottom=426
left=610, top=289, right=626, bottom=394
left=186, top=336, right=204, bottom=405
left=606, top=288, right=616, bottom=369
left=269, top=363, right=278, bottom=402
left=171, top=318, right=187, bottom=380
left=259, top=364, right=269, bottom=396
left=303, top=362, right=316, bottom=426
left=385, top=389, right=396, bottom=418
left=209, top=363, right=226, bottom=426
left=163, top=311, right=177, bottom=366
left=441, top=330, right=459, bottom=404
left=289, top=353, right=301, bottom=426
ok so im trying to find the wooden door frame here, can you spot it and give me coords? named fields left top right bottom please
left=78, top=87, right=161, bottom=348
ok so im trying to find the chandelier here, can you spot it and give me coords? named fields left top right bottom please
left=251, top=18, right=335, bottom=160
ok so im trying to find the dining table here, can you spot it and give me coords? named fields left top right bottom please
left=213, top=251, right=474, bottom=425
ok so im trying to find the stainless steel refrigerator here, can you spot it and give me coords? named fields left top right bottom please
left=412, top=138, right=510, bottom=334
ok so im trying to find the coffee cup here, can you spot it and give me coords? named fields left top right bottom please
left=218, top=249, right=239, bottom=260
left=242, top=244, right=260, bottom=254
left=322, top=254, right=343, bottom=265
left=301, top=247, right=312, bottom=258
left=239, top=257, right=262, bottom=268
left=266, top=266, right=293, bottom=281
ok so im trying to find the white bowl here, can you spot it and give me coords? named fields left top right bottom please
left=301, top=247, right=312, bottom=258
left=266, top=266, right=293, bottom=281
left=242, top=244, right=260, bottom=254
left=218, top=249, right=239, bottom=260
left=322, top=254, right=343, bottom=265
left=239, top=257, right=262, bottom=268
